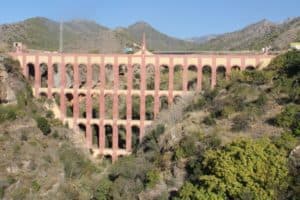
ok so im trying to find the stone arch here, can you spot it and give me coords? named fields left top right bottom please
left=245, top=65, right=255, bottom=71
left=27, top=63, right=35, bottom=84
left=66, top=63, right=74, bottom=88
left=79, top=93, right=86, bottom=118
left=78, top=64, right=87, bottom=88
left=160, top=65, right=169, bottom=90
left=92, top=93, right=100, bottom=119
left=118, top=95, right=127, bottom=120
left=132, top=64, right=141, bottom=90
left=202, top=65, right=212, bottom=90
left=146, top=95, right=154, bottom=120
left=105, top=64, right=114, bottom=90
left=119, top=64, right=128, bottom=90
left=92, top=124, right=99, bottom=148
left=159, top=95, right=168, bottom=111
left=92, top=64, right=100, bottom=88
left=231, top=65, right=241, bottom=71
left=78, top=123, right=86, bottom=138
left=132, top=95, right=140, bottom=120
left=105, top=124, right=113, bottom=148
left=187, top=65, right=197, bottom=91
left=40, top=63, right=48, bottom=88
left=104, top=94, right=113, bottom=119
left=173, top=95, right=182, bottom=104
left=216, top=65, right=226, bottom=85
left=39, top=92, right=48, bottom=99
left=65, top=93, right=74, bottom=117
left=146, top=64, right=155, bottom=90
left=174, top=65, right=183, bottom=90
left=52, top=92, right=60, bottom=105
left=53, top=63, right=61, bottom=88
left=118, top=125, right=126, bottom=149
left=132, top=125, right=140, bottom=149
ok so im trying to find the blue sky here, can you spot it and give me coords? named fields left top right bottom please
left=1, top=0, right=299, bottom=38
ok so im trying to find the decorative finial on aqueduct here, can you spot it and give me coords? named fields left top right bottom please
left=142, top=32, right=147, bottom=52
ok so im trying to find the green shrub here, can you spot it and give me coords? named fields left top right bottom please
left=35, top=116, right=51, bottom=135
left=0, top=187, right=4, bottom=199
left=145, top=169, right=160, bottom=188
left=0, top=105, right=18, bottom=123
left=275, top=104, right=300, bottom=136
left=31, top=180, right=40, bottom=192
left=94, top=178, right=112, bottom=200
left=203, top=115, right=216, bottom=126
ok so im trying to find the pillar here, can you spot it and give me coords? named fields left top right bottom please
left=168, top=57, right=174, bottom=104
left=126, top=58, right=133, bottom=152
left=60, top=57, right=66, bottom=121
left=196, top=58, right=202, bottom=92
left=226, top=56, right=231, bottom=80
left=22, top=56, right=27, bottom=78
left=211, top=56, right=217, bottom=88
left=99, top=61, right=105, bottom=153
left=241, top=56, right=246, bottom=71
left=140, top=54, right=146, bottom=140
left=47, top=56, right=53, bottom=98
left=112, top=59, right=119, bottom=160
left=34, top=55, right=40, bottom=97
left=154, top=56, right=160, bottom=118
left=183, top=57, right=188, bottom=93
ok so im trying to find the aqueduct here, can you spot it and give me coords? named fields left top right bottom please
left=10, top=38, right=275, bottom=161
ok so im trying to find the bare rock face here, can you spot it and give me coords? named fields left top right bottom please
left=0, top=63, right=16, bottom=104
left=0, top=55, right=27, bottom=104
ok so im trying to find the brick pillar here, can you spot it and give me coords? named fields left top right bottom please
left=73, top=62, right=79, bottom=130
left=196, top=58, right=202, bottom=92
left=86, top=61, right=93, bottom=148
left=86, top=122, right=92, bottom=148
left=140, top=54, right=146, bottom=140
left=60, top=57, right=66, bottom=121
left=112, top=60, right=119, bottom=161
left=168, top=58, right=174, bottom=104
left=34, top=56, right=40, bottom=97
left=183, top=57, right=188, bottom=93
left=154, top=56, right=160, bottom=118
left=211, top=56, right=217, bottom=88
left=47, top=57, right=53, bottom=98
left=241, top=56, right=246, bottom=71
left=226, top=56, right=231, bottom=80
left=99, top=61, right=105, bottom=153
left=126, top=58, right=132, bottom=152
left=255, top=56, right=259, bottom=68
left=23, top=56, right=27, bottom=78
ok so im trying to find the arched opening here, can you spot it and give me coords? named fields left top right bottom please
left=132, top=126, right=140, bottom=149
left=53, top=63, right=61, bottom=88
left=92, top=64, right=100, bottom=88
left=132, top=95, right=140, bottom=120
left=119, top=64, right=128, bottom=89
left=27, top=63, right=35, bottom=84
left=79, top=93, right=86, bottom=118
left=79, top=64, right=87, bottom=88
left=231, top=65, right=241, bottom=71
left=40, top=63, right=48, bottom=88
left=146, top=95, right=154, bottom=120
left=216, top=65, right=226, bottom=85
left=92, top=124, right=99, bottom=148
left=202, top=65, right=212, bottom=90
left=118, top=95, right=127, bottom=120
left=132, top=64, right=141, bottom=90
left=174, top=65, right=183, bottom=90
left=146, top=64, right=155, bottom=90
left=118, top=125, right=126, bottom=149
left=105, top=64, right=114, bottom=90
left=105, top=125, right=113, bottom=148
left=173, top=95, right=182, bottom=104
left=92, top=94, right=100, bottom=119
left=105, top=94, right=113, bottom=119
left=245, top=65, right=255, bottom=71
left=159, top=95, right=168, bottom=111
left=66, top=64, right=74, bottom=88
left=103, top=155, right=112, bottom=164
left=65, top=93, right=74, bottom=117
left=52, top=93, right=60, bottom=105
left=78, top=123, right=86, bottom=138
left=39, top=92, right=48, bottom=100
left=188, top=65, right=197, bottom=91
left=160, top=65, right=169, bottom=90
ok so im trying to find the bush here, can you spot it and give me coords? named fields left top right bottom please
left=35, top=116, right=51, bottom=135
left=145, top=169, right=160, bottom=188
left=275, top=104, right=300, bottom=136
left=0, top=105, right=18, bottom=123
left=31, top=180, right=41, bottom=192
left=203, top=115, right=216, bottom=126
left=231, top=114, right=250, bottom=132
